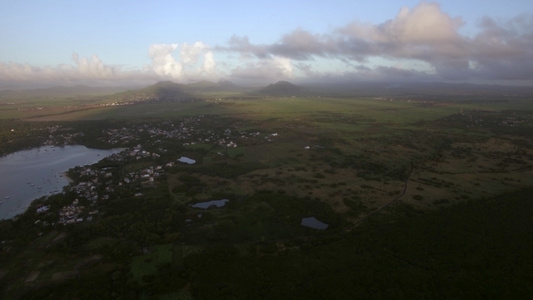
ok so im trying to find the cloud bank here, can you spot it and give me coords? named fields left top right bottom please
left=149, top=42, right=217, bottom=81
left=0, top=54, right=149, bottom=89
left=220, top=2, right=533, bottom=84
left=0, top=43, right=219, bottom=89
left=1, top=2, right=532, bottom=88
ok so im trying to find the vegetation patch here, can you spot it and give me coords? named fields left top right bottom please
left=129, top=244, right=173, bottom=283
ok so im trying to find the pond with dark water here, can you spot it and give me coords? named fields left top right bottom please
left=301, top=217, right=329, bottom=230
left=190, top=199, right=229, bottom=209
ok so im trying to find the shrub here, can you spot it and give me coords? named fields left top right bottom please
left=413, top=195, right=424, bottom=201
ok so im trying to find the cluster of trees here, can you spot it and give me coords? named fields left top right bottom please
left=0, top=120, right=52, bottom=155
left=176, top=161, right=265, bottom=179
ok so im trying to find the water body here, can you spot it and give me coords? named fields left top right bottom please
left=0, top=145, right=124, bottom=220
left=190, top=199, right=229, bottom=209
left=301, top=217, right=328, bottom=230
left=178, top=156, right=196, bottom=164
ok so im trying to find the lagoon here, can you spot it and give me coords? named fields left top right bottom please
left=0, top=145, right=124, bottom=220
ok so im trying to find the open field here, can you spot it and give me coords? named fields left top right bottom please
left=1, top=90, right=532, bottom=298
left=1, top=93, right=532, bottom=216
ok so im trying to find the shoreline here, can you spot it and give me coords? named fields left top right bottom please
left=0, top=145, right=124, bottom=220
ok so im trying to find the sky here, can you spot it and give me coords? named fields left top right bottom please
left=1, top=0, right=532, bottom=89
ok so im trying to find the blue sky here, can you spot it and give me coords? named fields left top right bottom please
left=1, top=1, right=532, bottom=88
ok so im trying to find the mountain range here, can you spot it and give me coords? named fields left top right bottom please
left=3, top=80, right=533, bottom=103
left=255, top=80, right=303, bottom=96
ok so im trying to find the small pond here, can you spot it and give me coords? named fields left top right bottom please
left=301, top=217, right=328, bottom=230
left=190, top=199, right=229, bottom=209
left=178, top=156, right=196, bottom=164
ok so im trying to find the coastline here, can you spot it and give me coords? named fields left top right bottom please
left=0, top=145, right=124, bottom=220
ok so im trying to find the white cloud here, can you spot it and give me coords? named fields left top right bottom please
left=228, top=55, right=294, bottom=84
left=0, top=53, right=151, bottom=89
left=149, top=43, right=184, bottom=80
left=71, top=53, right=117, bottom=79
left=202, top=51, right=216, bottom=75
left=180, top=42, right=207, bottom=64
left=273, top=56, right=293, bottom=77
left=382, top=2, right=464, bottom=44
left=149, top=42, right=219, bottom=82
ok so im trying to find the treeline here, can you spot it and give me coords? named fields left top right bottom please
left=173, top=161, right=266, bottom=179
left=0, top=120, right=52, bottom=156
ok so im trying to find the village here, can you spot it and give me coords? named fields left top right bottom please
left=15, top=105, right=530, bottom=231
left=28, top=116, right=281, bottom=228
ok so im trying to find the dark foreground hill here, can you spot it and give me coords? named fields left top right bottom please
left=177, top=189, right=533, bottom=299
left=4, top=188, right=532, bottom=298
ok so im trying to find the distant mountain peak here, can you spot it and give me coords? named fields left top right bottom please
left=275, top=80, right=294, bottom=85
left=153, top=80, right=181, bottom=87
left=268, top=81, right=300, bottom=89
left=257, top=80, right=302, bottom=95
left=112, top=81, right=191, bottom=103
left=217, top=80, right=235, bottom=86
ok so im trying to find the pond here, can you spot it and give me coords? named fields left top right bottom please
left=190, top=199, right=229, bottom=209
left=0, top=145, right=124, bottom=220
left=301, top=217, right=328, bottom=230
left=178, top=156, right=196, bottom=164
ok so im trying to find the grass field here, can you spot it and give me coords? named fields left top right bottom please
left=1, top=90, right=533, bottom=298
left=5, top=93, right=530, bottom=211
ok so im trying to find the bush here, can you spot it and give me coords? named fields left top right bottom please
left=413, top=195, right=424, bottom=201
